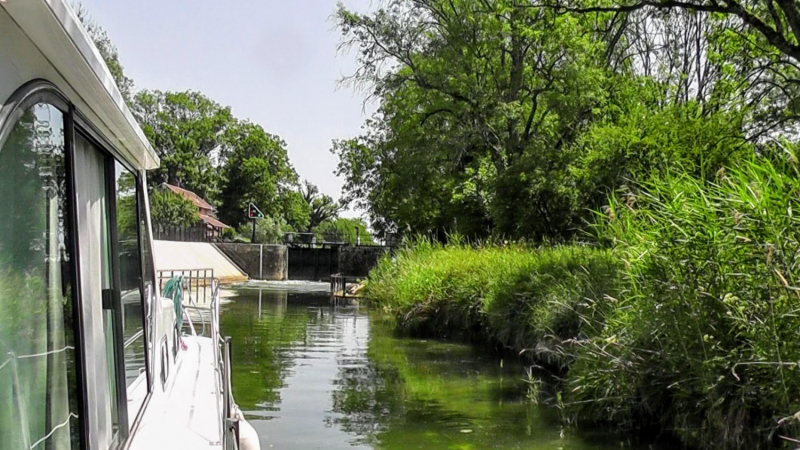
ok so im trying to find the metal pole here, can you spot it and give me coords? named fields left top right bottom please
left=259, top=244, right=264, bottom=280
left=251, top=218, right=257, bottom=243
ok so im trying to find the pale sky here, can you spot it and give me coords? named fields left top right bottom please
left=77, top=0, right=376, bottom=218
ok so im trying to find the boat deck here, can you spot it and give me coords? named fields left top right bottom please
left=129, top=336, right=222, bottom=450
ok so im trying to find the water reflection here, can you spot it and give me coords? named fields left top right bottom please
left=221, top=284, right=665, bottom=450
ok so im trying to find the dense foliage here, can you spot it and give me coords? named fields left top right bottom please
left=333, top=0, right=795, bottom=242
left=149, top=189, right=198, bottom=227
left=216, top=121, right=299, bottom=228
left=314, top=217, right=374, bottom=245
left=366, top=241, right=620, bottom=366
left=567, top=155, right=800, bottom=449
left=246, top=216, right=294, bottom=244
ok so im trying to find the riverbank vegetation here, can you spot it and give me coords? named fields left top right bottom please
left=367, top=242, right=620, bottom=369
left=366, top=153, right=800, bottom=448
left=335, top=0, right=800, bottom=447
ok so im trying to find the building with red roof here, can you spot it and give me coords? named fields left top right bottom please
left=162, top=183, right=231, bottom=238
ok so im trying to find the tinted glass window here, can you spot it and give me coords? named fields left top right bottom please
left=115, top=162, right=148, bottom=417
left=0, top=103, right=80, bottom=449
left=137, top=180, right=157, bottom=387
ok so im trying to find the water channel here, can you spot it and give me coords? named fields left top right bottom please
left=220, top=282, right=664, bottom=450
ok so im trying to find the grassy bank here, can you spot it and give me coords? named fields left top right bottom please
left=366, top=242, right=620, bottom=370
left=365, top=157, right=800, bottom=449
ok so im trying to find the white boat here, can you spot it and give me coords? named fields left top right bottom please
left=0, top=1, right=257, bottom=449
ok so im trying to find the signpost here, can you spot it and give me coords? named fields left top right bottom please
left=248, top=202, right=264, bottom=243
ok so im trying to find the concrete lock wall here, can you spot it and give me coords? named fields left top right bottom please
left=287, top=247, right=338, bottom=281
left=153, top=241, right=249, bottom=283
left=337, top=246, right=391, bottom=278
left=214, top=243, right=288, bottom=281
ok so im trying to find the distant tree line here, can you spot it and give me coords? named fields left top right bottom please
left=77, top=5, right=368, bottom=243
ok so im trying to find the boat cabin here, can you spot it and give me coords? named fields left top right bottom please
left=0, top=2, right=243, bottom=449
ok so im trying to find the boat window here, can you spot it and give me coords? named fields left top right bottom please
left=74, top=132, right=120, bottom=448
left=114, top=162, right=149, bottom=421
left=136, top=177, right=157, bottom=390
left=0, top=103, right=81, bottom=449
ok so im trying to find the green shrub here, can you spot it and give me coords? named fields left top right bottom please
left=566, top=156, right=800, bottom=449
left=366, top=240, right=620, bottom=368
left=150, top=189, right=198, bottom=227
left=314, top=217, right=374, bottom=245
left=239, top=216, right=293, bottom=244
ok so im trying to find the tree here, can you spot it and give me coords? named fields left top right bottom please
left=333, top=0, right=774, bottom=242
left=315, top=218, right=374, bottom=246
left=552, top=0, right=800, bottom=64
left=216, top=120, right=300, bottom=229
left=249, top=216, right=293, bottom=244
left=133, top=90, right=233, bottom=201
left=279, top=189, right=312, bottom=232
left=300, top=181, right=340, bottom=232
left=334, top=0, right=612, bottom=240
left=150, top=189, right=198, bottom=227
left=551, top=1, right=800, bottom=134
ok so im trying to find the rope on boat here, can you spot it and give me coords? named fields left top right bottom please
left=162, top=276, right=184, bottom=332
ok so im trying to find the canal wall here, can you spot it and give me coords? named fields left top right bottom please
left=214, top=243, right=288, bottom=281
left=153, top=240, right=248, bottom=283
left=288, top=247, right=338, bottom=280
left=195, top=242, right=390, bottom=282
left=337, top=245, right=390, bottom=277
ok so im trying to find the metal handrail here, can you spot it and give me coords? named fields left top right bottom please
left=207, top=278, right=239, bottom=450
left=157, top=270, right=238, bottom=448
left=157, top=269, right=215, bottom=337
left=221, top=337, right=239, bottom=450
left=330, top=273, right=362, bottom=298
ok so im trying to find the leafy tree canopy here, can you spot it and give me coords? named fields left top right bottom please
left=217, top=120, right=302, bottom=229
left=300, top=181, right=340, bottom=232
left=333, top=0, right=781, bottom=242
left=315, top=217, right=374, bottom=246
left=133, top=90, right=233, bottom=202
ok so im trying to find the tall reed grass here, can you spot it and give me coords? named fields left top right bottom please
left=566, top=157, right=800, bottom=449
left=366, top=240, right=620, bottom=369
left=366, top=155, right=800, bottom=448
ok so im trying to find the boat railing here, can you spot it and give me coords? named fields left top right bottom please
left=211, top=286, right=239, bottom=450
left=157, top=268, right=216, bottom=337
left=157, top=268, right=239, bottom=449
left=330, top=273, right=363, bottom=299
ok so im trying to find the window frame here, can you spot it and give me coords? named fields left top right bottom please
left=0, top=79, right=87, bottom=450
left=0, top=79, right=156, bottom=450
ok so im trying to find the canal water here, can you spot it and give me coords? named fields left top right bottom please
left=220, top=282, right=659, bottom=450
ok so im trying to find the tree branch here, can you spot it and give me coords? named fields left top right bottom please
left=549, top=0, right=800, bottom=62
